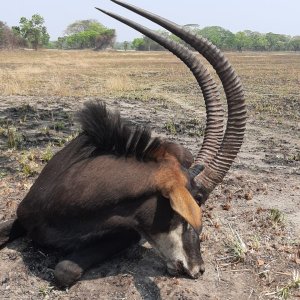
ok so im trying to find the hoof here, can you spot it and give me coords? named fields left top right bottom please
left=54, top=260, right=83, bottom=287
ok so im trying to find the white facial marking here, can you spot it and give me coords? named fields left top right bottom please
left=144, top=223, right=202, bottom=278
left=147, top=223, right=189, bottom=272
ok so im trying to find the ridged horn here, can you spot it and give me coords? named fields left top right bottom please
left=107, top=0, right=247, bottom=196
left=96, top=8, right=224, bottom=166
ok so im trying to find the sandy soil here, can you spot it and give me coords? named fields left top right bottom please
left=0, top=95, right=299, bottom=299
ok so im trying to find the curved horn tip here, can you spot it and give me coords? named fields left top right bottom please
left=111, top=0, right=130, bottom=5
left=95, top=7, right=106, bottom=13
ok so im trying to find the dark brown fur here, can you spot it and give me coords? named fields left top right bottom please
left=1, top=101, right=204, bottom=286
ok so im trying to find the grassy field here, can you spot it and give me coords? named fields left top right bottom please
left=0, top=50, right=299, bottom=121
left=0, top=50, right=299, bottom=299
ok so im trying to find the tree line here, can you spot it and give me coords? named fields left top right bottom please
left=0, top=15, right=115, bottom=51
left=128, top=26, right=300, bottom=52
left=0, top=15, right=50, bottom=50
left=1, top=15, right=299, bottom=51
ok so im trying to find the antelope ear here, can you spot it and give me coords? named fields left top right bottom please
left=168, top=186, right=202, bottom=233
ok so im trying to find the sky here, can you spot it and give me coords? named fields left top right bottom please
left=0, top=1, right=299, bottom=42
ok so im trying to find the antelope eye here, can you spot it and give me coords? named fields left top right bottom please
left=188, top=164, right=205, bottom=179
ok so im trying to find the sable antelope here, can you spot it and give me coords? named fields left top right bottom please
left=0, top=1, right=246, bottom=287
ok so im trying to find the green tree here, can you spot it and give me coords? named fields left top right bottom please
left=242, top=30, right=268, bottom=51
left=289, top=37, right=300, bottom=51
left=196, top=26, right=236, bottom=50
left=235, top=31, right=251, bottom=51
left=131, top=30, right=170, bottom=51
left=18, top=14, right=49, bottom=50
left=61, top=20, right=115, bottom=50
left=132, top=37, right=145, bottom=50
left=265, top=32, right=290, bottom=50
left=64, top=20, right=98, bottom=35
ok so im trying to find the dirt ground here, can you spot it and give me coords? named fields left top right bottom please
left=0, top=51, right=299, bottom=299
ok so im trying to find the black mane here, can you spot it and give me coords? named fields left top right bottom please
left=77, top=101, right=161, bottom=161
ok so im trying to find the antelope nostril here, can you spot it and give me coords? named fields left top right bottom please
left=189, top=264, right=205, bottom=278
left=199, top=263, right=205, bottom=274
left=190, top=271, right=200, bottom=279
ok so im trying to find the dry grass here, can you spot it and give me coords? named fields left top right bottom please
left=0, top=50, right=190, bottom=101
left=1, top=49, right=299, bottom=121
